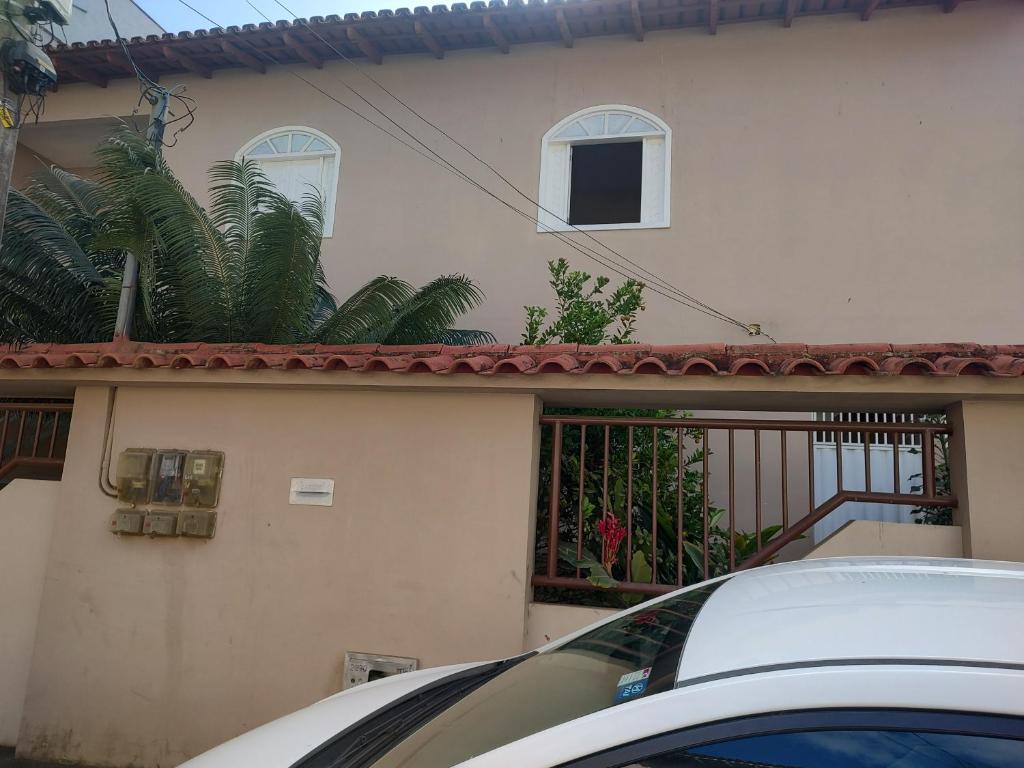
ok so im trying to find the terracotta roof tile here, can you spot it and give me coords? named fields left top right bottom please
left=0, top=342, right=1022, bottom=379
left=47, top=0, right=969, bottom=87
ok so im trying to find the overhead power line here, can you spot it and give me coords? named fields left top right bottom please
left=168, top=0, right=776, bottom=340
left=265, top=0, right=766, bottom=337
left=103, top=0, right=196, bottom=147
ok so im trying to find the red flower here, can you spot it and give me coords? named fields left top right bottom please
left=631, top=611, right=660, bottom=626
left=597, top=514, right=627, bottom=573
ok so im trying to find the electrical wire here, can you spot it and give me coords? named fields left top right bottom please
left=177, top=0, right=762, bottom=329
left=171, top=0, right=220, bottom=28
left=265, top=0, right=767, bottom=337
left=168, top=0, right=776, bottom=338
left=240, top=3, right=757, bottom=332
left=103, top=0, right=197, bottom=148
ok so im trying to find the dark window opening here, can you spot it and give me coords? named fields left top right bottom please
left=568, top=141, right=643, bottom=226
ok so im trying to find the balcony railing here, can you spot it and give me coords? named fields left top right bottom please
left=533, top=414, right=955, bottom=600
left=0, top=401, right=73, bottom=483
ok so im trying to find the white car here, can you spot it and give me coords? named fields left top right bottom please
left=182, top=557, right=1024, bottom=768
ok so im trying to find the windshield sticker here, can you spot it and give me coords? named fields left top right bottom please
left=614, top=667, right=651, bottom=703
left=617, top=668, right=652, bottom=687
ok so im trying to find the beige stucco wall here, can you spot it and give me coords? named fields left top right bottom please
left=525, top=602, right=618, bottom=650
left=0, top=479, right=59, bottom=747
left=18, top=385, right=541, bottom=767
left=4, top=370, right=1024, bottom=765
left=947, top=400, right=1024, bottom=562
left=805, top=519, right=963, bottom=559
left=20, top=0, right=1024, bottom=345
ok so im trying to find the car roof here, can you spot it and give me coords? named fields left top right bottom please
left=678, top=556, right=1024, bottom=686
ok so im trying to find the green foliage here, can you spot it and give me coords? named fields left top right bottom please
left=524, top=263, right=786, bottom=608
left=536, top=412, right=790, bottom=608
left=522, top=258, right=644, bottom=345
left=559, top=545, right=618, bottom=590
left=538, top=413, right=719, bottom=584
left=0, top=128, right=492, bottom=346
left=908, top=415, right=953, bottom=526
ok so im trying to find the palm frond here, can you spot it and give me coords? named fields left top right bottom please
left=209, top=159, right=276, bottom=317
left=0, top=190, right=107, bottom=343
left=243, top=191, right=326, bottom=343
left=96, top=129, right=235, bottom=341
left=0, top=127, right=492, bottom=347
left=23, top=165, right=108, bottom=251
left=376, top=274, right=491, bottom=345
left=437, top=328, right=498, bottom=345
left=314, top=275, right=415, bottom=344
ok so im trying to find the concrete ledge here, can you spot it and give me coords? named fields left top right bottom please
left=806, top=520, right=963, bottom=560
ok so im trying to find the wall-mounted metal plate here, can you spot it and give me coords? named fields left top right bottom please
left=142, top=511, right=179, bottom=537
left=177, top=510, right=217, bottom=539
left=343, top=652, right=418, bottom=689
left=110, top=509, right=145, bottom=535
left=289, top=477, right=335, bottom=506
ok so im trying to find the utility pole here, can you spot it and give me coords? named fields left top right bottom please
left=112, top=89, right=170, bottom=342
left=0, top=1, right=66, bottom=262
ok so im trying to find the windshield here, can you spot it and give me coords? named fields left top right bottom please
left=366, top=580, right=725, bottom=768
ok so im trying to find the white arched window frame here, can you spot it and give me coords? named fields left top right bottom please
left=537, top=105, right=671, bottom=233
left=236, top=126, right=341, bottom=237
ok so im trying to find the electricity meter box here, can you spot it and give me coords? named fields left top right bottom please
left=110, top=509, right=145, bottom=535
left=30, top=0, right=74, bottom=25
left=183, top=451, right=224, bottom=508
left=343, top=652, right=418, bottom=689
left=116, top=449, right=155, bottom=506
left=178, top=510, right=217, bottom=539
left=142, top=511, right=179, bottom=537
left=151, top=449, right=187, bottom=505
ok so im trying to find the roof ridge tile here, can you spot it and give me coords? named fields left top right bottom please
left=0, top=342, right=1020, bottom=379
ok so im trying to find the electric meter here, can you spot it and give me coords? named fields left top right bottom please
left=178, top=510, right=217, bottom=538
left=143, top=511, right=179, bottom=537
left=151, top=449, right=187, bottom=505
left=116, top=449, right=154, bottom=506
left=183, top=451, right=224, bottom=508
left=109, top=509, right=145, bottom=535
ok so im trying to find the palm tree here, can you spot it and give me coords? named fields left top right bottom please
left=0, top=128, right=493, bottom=346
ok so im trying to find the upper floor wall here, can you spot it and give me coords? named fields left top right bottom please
left=22, top=0, right=1024, bottom=344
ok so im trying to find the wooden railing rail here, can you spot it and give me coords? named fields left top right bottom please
left=534, top=414, right=955, bottom=598
left=0, top=402, right=73, bottom=483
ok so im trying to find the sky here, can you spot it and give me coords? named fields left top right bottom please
left=136, top=1, right=398, bottom=33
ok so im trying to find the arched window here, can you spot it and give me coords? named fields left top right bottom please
left=537, top=105, right=671, bottom=232
left=237, top=126, right=341, bottom=237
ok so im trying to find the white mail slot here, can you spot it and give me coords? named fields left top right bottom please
left=289, top=478, right=335, bottom=506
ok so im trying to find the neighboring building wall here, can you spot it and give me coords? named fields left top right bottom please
left=18, top=385, right=541, bottom=767
left=30, top=1, right=1024, bottom=344
left=948, top=400, right=1024, bottom=562
left=59, top=0, right=163, bottom=45
left=0, top=480, right=59, bottom=746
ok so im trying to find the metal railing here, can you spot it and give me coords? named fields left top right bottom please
left=533, top=414, right=955, bottom=598
left=0, top=402, right=73, bottom=483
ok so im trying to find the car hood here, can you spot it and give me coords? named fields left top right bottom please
left=179, top=661, right=488, bottom=768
